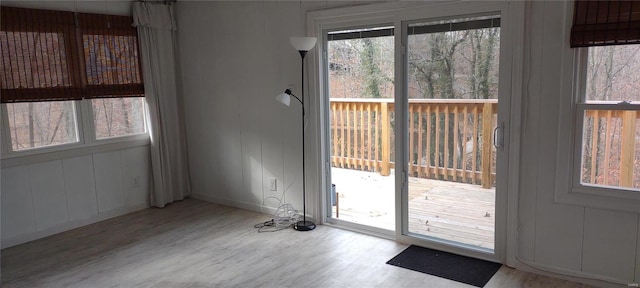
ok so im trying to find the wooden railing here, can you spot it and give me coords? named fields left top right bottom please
left=583, top=109, right=639, bottom=188
left=330, top=98, right=498, bottom=188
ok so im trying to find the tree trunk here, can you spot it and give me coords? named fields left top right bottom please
left=361, top=38, right=382, bottom=98
left=28, top=103, right=35, bottom=148
left=121, top=98, right=131, bottom=133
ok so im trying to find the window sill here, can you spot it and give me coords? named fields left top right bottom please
left=1, top=135, right=150, bottom=169
left=555, top=185, right=640, bottom=213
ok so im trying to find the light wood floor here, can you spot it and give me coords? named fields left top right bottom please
left=2, top=198, right=591, bottom=288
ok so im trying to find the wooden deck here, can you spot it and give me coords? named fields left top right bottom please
left=331, top=168, right=495, bottom=250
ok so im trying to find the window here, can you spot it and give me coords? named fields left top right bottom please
left=6, top=101, right=78, bottom=151
left=79, top=13, right=146, bottom=140
left=571, top=0, right=640, bottom=190
left=0, top=7, right=146, bottom=156
left=566, top=0, right=640, bottom=205
left=576, top=45, right=640, bottom=190
left=92, top=98, right=146, bottom=139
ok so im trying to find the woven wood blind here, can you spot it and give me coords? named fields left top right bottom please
left=0, top=7, right=83, bottom=102
left=571, top=0, right=640, bottom=47
left=0, top=7, right=144, bottom=103
left=78, top=13, right=143, bottom=99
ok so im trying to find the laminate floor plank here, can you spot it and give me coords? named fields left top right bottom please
left=2, top=198, right=591, bottom=288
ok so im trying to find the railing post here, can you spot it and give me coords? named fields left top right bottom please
left=620, top=110, right=636, bottom=188
left=481, top=103, right=493, bottom=189
left=381, top=101, right=390, bottom=176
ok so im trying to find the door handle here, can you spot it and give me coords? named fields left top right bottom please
left=493, top=122, right=504, bottom=151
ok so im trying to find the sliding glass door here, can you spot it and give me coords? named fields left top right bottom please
left=315, top=1, right=520, bottom=262
left=404, top=16, right=501, bottom=252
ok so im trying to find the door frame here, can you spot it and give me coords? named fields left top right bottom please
left=314, top=17, right=399, bottom=240
left=307, top=0, right=524, bottom=266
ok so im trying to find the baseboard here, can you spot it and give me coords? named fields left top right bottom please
left=513, top=257, right=633, bottom=288
left=190, top=193, right=317, bottom=223
left=1, top=203, right=149, bottom=249
left=190, top=193, right=278, bottom=215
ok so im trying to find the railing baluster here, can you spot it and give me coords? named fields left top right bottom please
left=426, top=105, right=432, bottom=178
left=604, top=110, right=612, bottom=185
left=359, top=103, right=365, bottom=170
left=481, top=103, right=493, bottom=189
left=472, top=106, right=479, bottom=184
left=417, top=104, right=423, bottom=178
left=373, top=103, right=382, bottom=172
left=330, top=102, right=340, bottom=167
left=590, top=112, right=599, bottom=184
left=347, top=103, right=353, bottom=168
left=444, top=105, right=450, bottom=180
left=381, top=101, right=390, bottom=176
left=620, top=110, right=636, bottom=188
left=409, top=103, right=415, bottom=175
left=340, top=102, right=346, bottom=168
left=462, top=105, right=468, bottom=182
left=367, top=103, right=372, bottom=171
left=435, top=105, right=441, bottom=179
left=453, top=105, right=459, bottom=181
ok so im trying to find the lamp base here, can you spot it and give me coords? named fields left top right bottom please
left=293, top=220, right=316, bottom=231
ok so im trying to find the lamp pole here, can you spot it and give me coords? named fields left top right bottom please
left=294, top=48, right=315, bottom=231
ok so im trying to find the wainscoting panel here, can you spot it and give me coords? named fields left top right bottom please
left=28, top=160, right=69, bottom=231
left=63, top=155, right=99, bottom=222
left=93, top=151, right=126, bottom=213
left=582, top=208, right=638, bottom=282
left=1, top=165, right=36, bottom=240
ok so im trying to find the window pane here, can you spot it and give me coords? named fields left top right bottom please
left=407, top=17, right=500, bottom=100
left=586, top=45, right=640, bottom=102
left=581, top=109, right=640, bottom=189
left=6, top=101, right=78, bottom=151
left=328, top=31, right=394, bottom=99
left=92, top=97, right=146, bottom=139
left=327, top=27, right=396, bottom=230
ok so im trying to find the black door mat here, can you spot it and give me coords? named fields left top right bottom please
left=386, top=245, right=502, bottom=287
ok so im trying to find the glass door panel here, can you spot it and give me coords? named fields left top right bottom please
left=405, top=16, right=500, bottom=251
left=327, top=26, right=395, bottom=231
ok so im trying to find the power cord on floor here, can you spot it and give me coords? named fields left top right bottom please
left=253, top=219, right=289, bottom=233
left=253, top=203, right=301, bottom=233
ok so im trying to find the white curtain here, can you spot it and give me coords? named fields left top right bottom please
left=133, top=2, right=191, bottom=208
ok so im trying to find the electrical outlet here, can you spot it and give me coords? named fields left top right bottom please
left=269, top=178, right=277, bottom=191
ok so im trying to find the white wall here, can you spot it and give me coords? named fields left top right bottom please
left=176, top=0, right=380, bottom=215
left=1, top=146, right=151, bottom=248
left=515, top=1, right=639, bottom=286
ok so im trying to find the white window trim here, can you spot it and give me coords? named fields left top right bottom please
left=0, top=98, right=150, bottom=164
left=555, top=46, right=640, bottom=213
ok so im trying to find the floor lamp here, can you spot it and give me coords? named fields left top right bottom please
left=276, top=37, right=317, bottom=231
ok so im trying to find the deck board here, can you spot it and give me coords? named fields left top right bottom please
left=331, top=167, right=495, bottom=250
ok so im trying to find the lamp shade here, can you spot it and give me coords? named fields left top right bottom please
left=290, top=37, right=317, bottom=51
left=275, top=92, right=291, bottom=106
